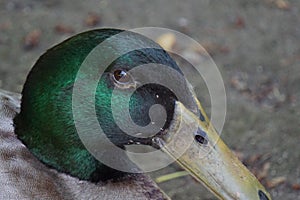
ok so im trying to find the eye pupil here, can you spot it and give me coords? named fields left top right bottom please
left=113, top=69, right=130, bottom=83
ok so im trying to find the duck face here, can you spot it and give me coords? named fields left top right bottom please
left=15, top=29, right=271, bottom=200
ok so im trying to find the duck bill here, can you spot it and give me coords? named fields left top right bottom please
left=153, top=101, right=271, bottom=200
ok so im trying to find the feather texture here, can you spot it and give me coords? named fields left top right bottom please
left=0, top=89, right=169, bottom=200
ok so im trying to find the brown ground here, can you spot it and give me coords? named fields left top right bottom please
left=0, top=0, right=299, bottom=199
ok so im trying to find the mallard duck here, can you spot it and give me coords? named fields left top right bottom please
left=0, top=29, right=271, bottom=200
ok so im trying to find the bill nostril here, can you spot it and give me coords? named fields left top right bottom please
left=258, top=190, right=269, bottom=200
left=194, top=128, right=208, bottom=145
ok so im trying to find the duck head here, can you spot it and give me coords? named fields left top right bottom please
left=14, top=29, right=271, bottom=200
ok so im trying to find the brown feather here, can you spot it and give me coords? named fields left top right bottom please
left=0, top=89, right=169, bottom=200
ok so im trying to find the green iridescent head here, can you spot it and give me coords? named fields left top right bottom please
left=14, top=29, right=196, bottom=181
left=14, top=28, right=271, bottom=200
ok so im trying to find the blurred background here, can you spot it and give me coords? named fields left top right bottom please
left=0, top=0, right=299, bottom=199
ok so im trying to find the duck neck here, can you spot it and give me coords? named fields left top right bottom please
left=14, top=29, right=128, bottom=182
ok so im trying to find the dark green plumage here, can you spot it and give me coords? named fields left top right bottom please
left=7, top=28, right=272, bottom=200
left=13, top=29, right=193, bottom=181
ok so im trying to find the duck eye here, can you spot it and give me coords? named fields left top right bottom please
left=195, top=128, right=208, bottom=145
left=113, top=69, right=132, bottom=84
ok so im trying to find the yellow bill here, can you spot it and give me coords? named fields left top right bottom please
left=153, top=100, right=271, bottom=200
